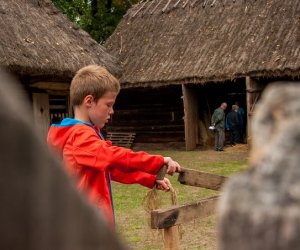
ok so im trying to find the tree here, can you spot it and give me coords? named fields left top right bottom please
left=51, top=0, right=138, bottom=44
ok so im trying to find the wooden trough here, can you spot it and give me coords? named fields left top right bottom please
left=151, top=168, right=228, bottom=250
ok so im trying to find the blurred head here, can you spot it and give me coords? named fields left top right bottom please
left=220, top=102, right=227, bottom=110
left=232, top=104, right=238, bottom=111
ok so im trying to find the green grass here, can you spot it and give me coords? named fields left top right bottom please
left=112, top=149, right=248, bottom=249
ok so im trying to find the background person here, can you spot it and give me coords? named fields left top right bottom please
left=226, top=104, right=240, bottom=146
left=211, top=102, right=227, bottom=151
left=235, top=101, right=246, bottom=143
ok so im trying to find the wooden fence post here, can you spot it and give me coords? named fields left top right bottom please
left=219, top=82, right=300, bottom=250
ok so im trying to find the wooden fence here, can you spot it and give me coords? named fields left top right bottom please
left=151, top=168, right=228, bottom=249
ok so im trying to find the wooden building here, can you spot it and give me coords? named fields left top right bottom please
left=0, top=0, right=121, bottom=138
left=105, top=0, right=300, bottom=150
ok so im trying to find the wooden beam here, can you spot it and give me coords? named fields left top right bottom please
left=246, top=77, right=263, bottom=145
left=178, top=168, right=227, bottom=190
left=151, top=196, right=219, bottom=229
left=30, top=81, right=70, bottom=91
left=246, top=88, right=263, bottom=93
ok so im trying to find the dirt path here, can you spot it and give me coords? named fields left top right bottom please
left=198, top=144, right=249, bottom=162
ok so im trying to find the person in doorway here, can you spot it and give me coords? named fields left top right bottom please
left=226, top=105, right=240, bottom=146
left=47, top=65, right=181, bottom=225
left=211, top=102, right=227, bottom=151
left=235, top=101, right=246, bottom=143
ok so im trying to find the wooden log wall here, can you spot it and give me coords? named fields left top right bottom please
left=107, top=86, right=184, bottom=143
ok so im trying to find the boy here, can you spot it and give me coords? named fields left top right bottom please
left=47, top=65, right=181, bottom=225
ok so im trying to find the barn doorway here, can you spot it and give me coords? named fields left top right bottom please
left=197, top=78, right=247, bottom=147
left=106, top=85, right=184, bottom=148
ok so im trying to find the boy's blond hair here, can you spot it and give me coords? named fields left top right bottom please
left=70, top=65, right=120, bottom=107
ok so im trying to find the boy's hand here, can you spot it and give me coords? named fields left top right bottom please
left=163, top=157, right=181, bottom=176
left=156, top=178, right=172, bottom=192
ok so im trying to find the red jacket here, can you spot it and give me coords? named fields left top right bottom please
left=47, top=118, right=164, bottom=224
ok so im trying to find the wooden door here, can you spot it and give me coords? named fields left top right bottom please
left=32, top=93, right=50, bottom=139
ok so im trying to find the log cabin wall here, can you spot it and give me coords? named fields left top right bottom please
left=106, top=86, right=184, bottom=144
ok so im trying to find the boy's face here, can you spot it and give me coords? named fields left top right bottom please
left=88, top=91, right=117, bottom=128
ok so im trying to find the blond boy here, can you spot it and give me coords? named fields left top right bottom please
left=47, top=65, right=181, bottom=224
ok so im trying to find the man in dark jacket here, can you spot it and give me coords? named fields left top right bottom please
left=211, top=102, right=227, bottom=151
left=226, top=105, right=240, bottom=146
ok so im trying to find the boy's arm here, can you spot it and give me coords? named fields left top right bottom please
left=111, top=169, right=174, bottom=191
left=110, top=168, right=157, bottom=188
left=72, top=130, right=164, bottom=174
left=72, top=128, right=180, bottom=175
left=111, top=159, right=180, bottom=190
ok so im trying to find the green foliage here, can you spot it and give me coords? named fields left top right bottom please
left=51, top=0, right=139, bottom=43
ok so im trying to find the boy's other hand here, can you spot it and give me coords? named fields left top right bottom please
left=156, top=178, right=172, bottom=192
left=163, top=157, right=181, bottom=175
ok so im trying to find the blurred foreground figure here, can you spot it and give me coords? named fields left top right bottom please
left=218, top=82, right=300, bottom=250
left=0, top=68, right=127, bottom=250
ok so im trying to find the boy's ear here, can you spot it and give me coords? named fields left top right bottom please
left=83, top=95, right=94, bottom=108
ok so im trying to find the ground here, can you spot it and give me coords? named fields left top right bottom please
left=112, top=144, right=249, bottom=250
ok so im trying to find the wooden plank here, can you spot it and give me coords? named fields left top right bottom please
left=30, top=81, right=70, bottom=91
left=151, top=196, right=219, bottom=229
left=178, top=168, right=227, bottom=190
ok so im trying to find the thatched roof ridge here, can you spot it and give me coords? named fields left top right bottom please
left=105, top=0, right=300, bottom=88
left=0, top=0, right=122, bottom=81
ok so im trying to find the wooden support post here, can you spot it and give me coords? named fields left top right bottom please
left=182, top=85, right=198, bottom=151
left=163, top=226, right=180, bottom=250
left=151, top=196, right=219, bottom=229
left=246, top=77, right=263, bottom=145
left=178, top=168, right=227, bottom=190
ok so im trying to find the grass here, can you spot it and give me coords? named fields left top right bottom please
left=112, top=145, right=249, bottom=249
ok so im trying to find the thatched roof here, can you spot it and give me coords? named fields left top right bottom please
left=0, top=0, right=122, bottom=82
left=105, top=0, right=300, bottom=88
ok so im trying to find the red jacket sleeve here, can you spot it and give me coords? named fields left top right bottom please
left=71, top=126, right=164, bottom=175
left=110, top=168, right=157, bottom=189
